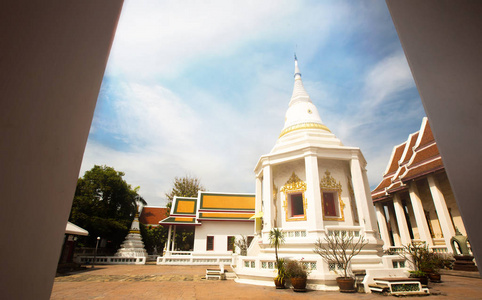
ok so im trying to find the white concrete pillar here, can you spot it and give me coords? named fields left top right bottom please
left=387, top=204, right=401, bottom=246
left=350, top=155, right=377, bottom=232
left=255, top=176, right=263, bottom=235
left=166, top=225, right=172, bottom=254
left=304, top=153, right=324, bottom=229
left=262, top=164, right=273, bottom=232
left=408, top=182, right=434, bottom=247
left=375, top=203, right=391, bottom=250
left=427, top=175, right=456, bottom=252
left=393, top=194, right=412, bottom=246
left=172, top=225, right=177, bottom=251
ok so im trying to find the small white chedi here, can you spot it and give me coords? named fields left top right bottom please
left=115, top=210, right=148, bottom=258
left=233, top=57, right=392, bottom=290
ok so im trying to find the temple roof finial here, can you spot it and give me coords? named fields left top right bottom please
left=294, top=54, right=301, bottom=78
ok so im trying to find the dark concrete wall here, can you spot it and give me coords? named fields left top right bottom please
left=386, top=0, right=482, bottom=272
left=0, top=2, right=123, bottom=298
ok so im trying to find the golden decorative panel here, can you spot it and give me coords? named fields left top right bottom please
left=177, top=200, right=196, bottom=213
left=281, top=172, right=307, bottom=221
left=320, top=170, right=345, bottom=221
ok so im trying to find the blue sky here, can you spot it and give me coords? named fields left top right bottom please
left=80, top=0, right=425, bottom=206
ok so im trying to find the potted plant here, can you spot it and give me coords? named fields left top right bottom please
left=285, top=260, right=308, bottom=292
left=400, top=242, right=430, bottom=285
left=314, top=231, right=367, bottom=293
left=425, top=251, right=443, bottom=282
left=269, top=228, right=286, bottom=288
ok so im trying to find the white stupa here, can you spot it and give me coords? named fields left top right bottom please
left=115, top=209, right=148, bottom=258
left=234, top=56, right=391, bottom=291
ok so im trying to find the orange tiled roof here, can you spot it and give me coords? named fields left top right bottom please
left=386, top=143, right=406, bottom=175
left=400, top=132, right=419, bottom=165
left=372, top=117, right=445, bottom=202
left=372, top=177, right=392, bottom=194
left=418, top=120, right=435, bottom=148
left=407, top=143, right=440, bottom=166
left=402, top=158, right=444, bottom=182
left=139, top=207, right=168, bottom=226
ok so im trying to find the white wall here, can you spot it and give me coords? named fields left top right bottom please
left=193, top=221, right=254, bottom=253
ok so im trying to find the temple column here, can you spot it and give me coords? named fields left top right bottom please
left=427, top=175, right=455, bottom=252
left=172, top=225, right=177, bottom=251
left=387, top=203, right=401, bottom=246
left=408, top=181, right=434, bottom=247
left=166, top=225, right=172, bottom=254
left=255, top=176, right=263, bottom=236
left=393, top=194, right=412, bottom=246
left=304, top=153, right=324, bottom=230
left=262, top=163, right=273, bottom=233
left=375, top=203, right=391, bottom=249
left=350, top=155, right=378, bottom=233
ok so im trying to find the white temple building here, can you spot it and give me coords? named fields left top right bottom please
left=233, top=57, right=393, bottom=290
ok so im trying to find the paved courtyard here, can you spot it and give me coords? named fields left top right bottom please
left=51, top=265, right=482, bottom=299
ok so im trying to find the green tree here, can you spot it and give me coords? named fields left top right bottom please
left=165, top=175, right=205, bottom=213
left=140, top=224, right=168, bottom=255
left=69, top=165, right=146, bottom=250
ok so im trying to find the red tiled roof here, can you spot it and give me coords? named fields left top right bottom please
left=402, top=158, right=444, bottom=182
left=418, top=120, right=435, bottom=148
left=139, top=207, right=168, bottom=226
left=372, top=117, right=446, bottom=203
left=386, top=143, right=406, bottom=175
left=409, top=143, right=440, bottom=166
left=400, top=132, right=419, bottom=165
left=372, top=177, right=392, bottom=194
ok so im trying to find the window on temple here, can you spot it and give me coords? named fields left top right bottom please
left=323, top=191, right=338, bottom=217
left=227, top=236, right=235, bottom=251
left=206, top=236, right=214, bottom=251
left=289, top=193, right=304, bottom=217
left=281, top=172, right=307, bottom=221
left=320, top=170, right=345, bottom=221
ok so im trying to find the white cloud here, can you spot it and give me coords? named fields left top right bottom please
left=363, top=51, right=415, bottom=108
left=81, top=1, right=426, bottom=206
left=81, top=78, right=288, bottom=206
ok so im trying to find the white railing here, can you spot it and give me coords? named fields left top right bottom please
left=170, top=251, right=192, bottom=256
left=157, top=254, right=234, bottom=265
left=283, top=230, right=307, bottom=238
left=325, top=226, right=362, bottom=237
left=387, top=246, right=404, bottom=254
left=431, top=246, right=448, bottom=253
left=242, top=257, right=317, bottom=271
left=77, top=256, right=146, bottom=265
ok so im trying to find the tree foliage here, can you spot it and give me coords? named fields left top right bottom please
left=140, top=224, right=168, bottom=255
left=165, top=175, right=205, bottom=213
left=69, top=165, right=145, bottom=250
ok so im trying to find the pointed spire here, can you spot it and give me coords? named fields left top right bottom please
left=294, top=53, right=301, bottom=78
left=289, top=56, right=311, bottom=106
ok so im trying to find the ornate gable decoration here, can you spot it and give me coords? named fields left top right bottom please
left=320, top=171, right=342, bottom=192
left=281, top=172, right=307, bottom=192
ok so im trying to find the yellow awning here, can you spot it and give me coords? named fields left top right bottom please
left=249, top=211, right=264, bottom=219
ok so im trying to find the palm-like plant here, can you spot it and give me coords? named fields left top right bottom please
left=269, top=228, right=285, bottom=279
